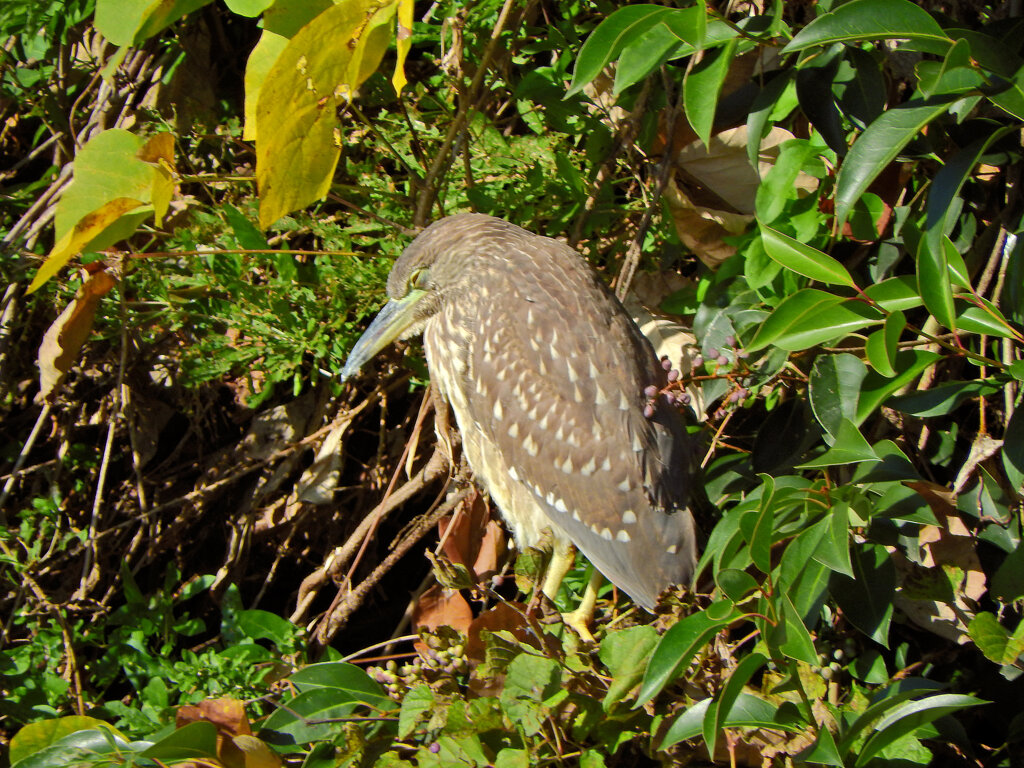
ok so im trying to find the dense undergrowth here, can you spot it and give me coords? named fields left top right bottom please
left=1, top=0, right=1023, bottom=765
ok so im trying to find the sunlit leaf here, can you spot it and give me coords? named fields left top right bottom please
left=684, top=39, right=738, bottom=148
left=760, top=224, right=856, bottom=287
left=834, top=98, right=954, bottom=225
left=782, top=0, right=950, bottom=53
left=748, top=289, right=883, bottom=352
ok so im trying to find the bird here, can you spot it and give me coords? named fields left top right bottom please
left=341, top=213, right=698, bottom=629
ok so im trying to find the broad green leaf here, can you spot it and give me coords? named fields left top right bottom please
left=838, top=679, right=946, bottom=755
left=600, top=625, right=660, bottom=709
left=9, top=728, right=133, bottom=768
left=916, top=39, right=981, bottom=98
left=799, top=418, right=878, bottom=467
left=777, top=593, right=819, bottom=664
left=850, top=648, right=890, bottom=684
left=256, top=0, right=396, bottom=228
left=567, top=6, right=676, bottom=96
left=809, top=353, right=867, bottom=438
left=829, top=543, right=895, bottom=646
left=717, top=568, right=760, bottom=604
left=1003, top=406, right=1024, bottom=496
left=834, top=98, right=955, bottom=225
left=659, top=692, right=798, bottom=749
left=397, top=684, right=434, bottom=740
left=637, top=602, right=742, bottom=707
left=782, top=0, right=950, bottom=53
left=916, top=236, right=957, bottom=330
left=755, top=139, right=817, bottom=223
left=864, top=309, right=905, bottom=377
left=684, top=38, right=738, bottom=148
left=704, top=653, right=767, bottom=754
left=968, top=612, right=1024, bottom=666
left=759, top=226, right=856, bottom=287
left=863, top=275, right=923, bottom=312
left=857, top=694, right=987, bottom=766
left=747, top=71, right=795, bottom=172
left=957, top=300, right=1023, bottom=339
left=54, top=128, right=171, bottom=246
left=10, top=718, right=125, bottom=765
left=261, top=685, right=385, bottom=743
left=749, top=473, right=775, bottom=574
left=856, top=351, right=941, bottom=423
left=139, top=722, right=219, bottom=762
left=95, top=0, right=212, bottom=46
left=886, top=379, right=1002, bottom=418
left=614, top=21, right=683, bottom=94
left=748, top=289, right=883, bottom=352
left=224, top=0, right=274, bottom=16
left=289, top=662, right=390, bottom=706
left=814, top=501, right=854, bottom=578
left=28, top=197, right=146, bottom=293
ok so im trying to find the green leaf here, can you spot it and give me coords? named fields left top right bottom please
left=814, top=501, right=854, bottom=578
left=684, top=39, right=738, bottom=147
left=613, top=22, right=683, bottom=95
left=567, top=6, right=677, bottom=96
left=834, top=98, right=955, bottom=226
left=397, top=684, right=435, bottom=740
left=829, top=543, right=895, bottom=646
left=717, top=568, right=760, bottom=603
left=256, top=0, right=397, bottom=228
left=704, top=653, right=768, bottom=754
left=799, top=418, right=878, bottom=467
left=637, top=602, right=742, bottom=707
left=968, top=612, right=1024, bottom=666
left=1003, top=406, right=1024, bottom=497
left=95, top=0, right=212, bottom=46
left=599, top=626, right=660, bottom=710
left=886, top=379, right=1002, bottom=417
left=10, top=719, right=125, bottom=766
left=289, top=662, right=391, bottom=703
left=809, top=353, right=867, bottom=437
left=865, top=310, right=905, bottom=377
left=856, top=351, right=941, bottom=423
left=863, top=276, right=923, bottom=312
left=261, top=672, right=388, bottom=744
left=660, top=692, right=798, bottom=749
left=748, top=289, right=883, bottom=352
left=856, top=694, right=987, bottom=766
left=760, top=225, right=856, bottom=287
left=916, top=235, right=958, bottom=330
left=139, top=722, right=219, bottom=762
left=777, top=593, right=819, bottom=664
left=782, top=0, right=950, bottom=53
left=749, top=473, right=775, bottom=574
left=957, top=300, right=1022, bottom=339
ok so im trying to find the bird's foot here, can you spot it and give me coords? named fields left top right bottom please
left=561, top=606, right=596, bottom=643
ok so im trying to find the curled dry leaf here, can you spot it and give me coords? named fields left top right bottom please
left=37, top=269, right=117, bottom=401
left=665, top=126, right=819, bottom=268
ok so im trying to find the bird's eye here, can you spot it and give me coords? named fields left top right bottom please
left=409, top=268, right=430, bottom=289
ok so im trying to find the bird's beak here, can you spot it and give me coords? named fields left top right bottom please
left=340, top=289, right=427, bottom=382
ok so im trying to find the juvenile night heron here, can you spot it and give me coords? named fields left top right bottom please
left=341, top=214, right=697, bottom=624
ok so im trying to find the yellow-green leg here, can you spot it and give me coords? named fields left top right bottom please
left=541, top=542, right=602, bottom=642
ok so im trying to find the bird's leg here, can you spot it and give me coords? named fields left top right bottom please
left=541, top=540, right=576, bottom=600
left=562, top=568, right=603, bottom=643
left=430, top=384, right=457, bottom=467
left=541, top=543, right=600, bottom=642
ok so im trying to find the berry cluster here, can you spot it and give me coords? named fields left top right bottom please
left=367, top=626, right=469, bottom=699
left=643, top=358, right=692, bottom=418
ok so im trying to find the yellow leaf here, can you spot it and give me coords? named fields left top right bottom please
left=255, top=0, right=398, bottom=228
left=137, top=132, right=177, bottom=224
left=28, top=198, right=146, bottom=294
left=392, top=0, right=414, bottom=94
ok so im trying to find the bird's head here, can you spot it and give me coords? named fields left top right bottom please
left=340, top=214, right=504, bottom=382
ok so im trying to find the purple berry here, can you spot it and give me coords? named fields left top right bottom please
left=643, top=384, right=658, bottom=398
left=706, top=348, right=718, bottom=359
left=725, top=335, right=736, bottom=347
left=429, top=743, right=441, bottom=754
left=661, top=357, right=672, bottom=371
left=691, top=355, right=704, bottom=368
left=667, top=369, right=679, bottom=382
left=643, top=403, right=655, bottom=419
left=680, top=393, right=691, bottom=405
left=716, top=355, right=728, bottom=366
